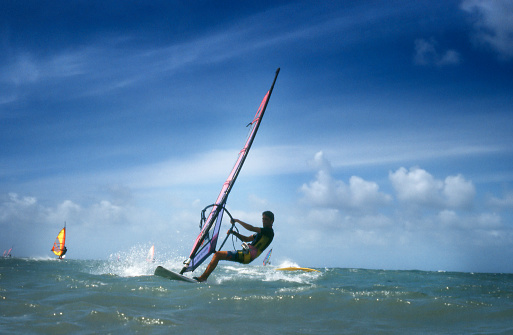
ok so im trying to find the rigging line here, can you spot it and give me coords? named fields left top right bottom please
left=230, top=225, right=239, bottom=251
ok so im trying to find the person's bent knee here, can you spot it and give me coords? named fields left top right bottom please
left=213, top=251, right=229, bottom=261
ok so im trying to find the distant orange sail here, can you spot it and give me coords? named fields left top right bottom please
left=51, top=227, right=66, bottom=256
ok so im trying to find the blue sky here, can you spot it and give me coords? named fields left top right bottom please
left=1, top=0, right=513, bottom=273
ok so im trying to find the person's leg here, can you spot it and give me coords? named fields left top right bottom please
left=195, top=251, right=230, bottom=282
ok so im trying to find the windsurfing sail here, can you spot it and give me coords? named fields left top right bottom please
left=3, top=247, right=13, bottom=258
left=147, top=245, right=155, bottom=262
left=263, top=248, right=272, bottom=266
left=180, top=68, right=280, bottom=274
left=51, top=223, right=66, bottom=258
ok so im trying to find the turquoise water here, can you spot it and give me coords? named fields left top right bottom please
left=1, top=257, right=512, bottom=334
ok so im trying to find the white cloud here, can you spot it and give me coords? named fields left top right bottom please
left=349, top=176, right=392, bottom=208
left=300, top=151, right=392, bottom=211
left=389, top=167, right=443, bottom=206
left=443, top=174, right=476, bottom=208
left=461, top=0, right=513, bottom=60
left=414, top=38, right=461, bottom=66
left=389, top=167, right=475, bottom=209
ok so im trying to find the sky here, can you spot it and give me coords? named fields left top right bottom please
left=1, top=0, right=513, bottom=273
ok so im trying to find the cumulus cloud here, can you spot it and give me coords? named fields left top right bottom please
left=414, top=38, right=461, bottom=66
left=389, top=167, right=476, bottom=209
left=461, top=0, right=513, bottom=60
left=300, top=151, right=392, bottom=211
left=443, top=174, right=476, bottom=208
left=293, top=156, right=513, bottom=271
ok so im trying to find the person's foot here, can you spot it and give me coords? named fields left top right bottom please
left=193, top=276, right=206, bottom=282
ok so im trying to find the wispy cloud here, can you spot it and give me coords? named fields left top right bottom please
left=2, top=50, right=87, bottom=86
left=461, top=0, right=513, bottom=60
left=414, top=38, right=461, bottom=66
left=488, top=192, right=513, bottom=209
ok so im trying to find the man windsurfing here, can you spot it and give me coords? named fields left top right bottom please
left=193, top=211, right=274, bottom=282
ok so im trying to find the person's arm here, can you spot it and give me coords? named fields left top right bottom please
left=232, top=218, right=261, bottom=233
left=229, top=230, right=254, bottom=242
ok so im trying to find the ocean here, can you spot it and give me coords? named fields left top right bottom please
left=1, top=257, right=512, bottom=334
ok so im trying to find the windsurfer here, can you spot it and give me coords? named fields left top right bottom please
left=193, top=211, right=274, bottom=282
left=59, top=246, right=67, bottom=259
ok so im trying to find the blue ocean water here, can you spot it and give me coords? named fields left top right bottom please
left=1, top=256, right=513, bottom=334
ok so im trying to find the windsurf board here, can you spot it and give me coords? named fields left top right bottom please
left=154, top=266, right=198, bottom=283
left=276, top=267, right=320, bottom=272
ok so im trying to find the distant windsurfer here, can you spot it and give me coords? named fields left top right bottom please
left=194, top=211, right=274, bottom=282
left=59, top=246, right=67, bottom=259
